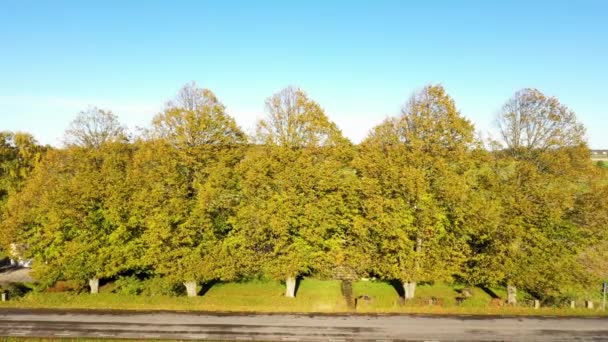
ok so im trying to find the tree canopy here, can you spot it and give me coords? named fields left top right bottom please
left=1, top=83, right=604, bottom=303
left=64, top=107, right=128, bottom=148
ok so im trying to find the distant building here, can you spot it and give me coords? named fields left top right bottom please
left=591, top=150, right=608, bottom=160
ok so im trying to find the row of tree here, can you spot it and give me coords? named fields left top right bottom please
left=1, top=83, right=606, bottom=302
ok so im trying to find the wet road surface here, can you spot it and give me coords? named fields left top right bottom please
left=1, top=309, right=607, bottom=341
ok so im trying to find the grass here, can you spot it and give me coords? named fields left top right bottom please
left=350, top=281, right=603, bottom=316
left=0, top=278, right=347, bottom=313
left=1, top=339, right=215, bottom=342
left=1, top=278, right=606, bottom=316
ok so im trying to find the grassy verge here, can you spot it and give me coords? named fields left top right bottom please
left=0, top=279, right=347, bottom=313
left=1, top=279, right=606, bottom=316
left=1, top=339, right=212, bottom=342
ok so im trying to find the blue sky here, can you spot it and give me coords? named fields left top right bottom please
left=1, top=0, right=607, bottom=147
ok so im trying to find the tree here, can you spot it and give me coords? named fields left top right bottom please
left=0, top=132, right=46, bottom=200
left=496, top=88, right=585, bottom=152
left=234, top=86, right=361, bottom=297
left=165, top=81, right=217, bottom=112
left=256, top=87, right=349, bottom=148
left=485, top=89, right=600, bottom=304
left=560, top=165, right=608, bottom=297
left=354, top=85, right=475, bottom=299
left=2, top=143, right=137, bottom=292
left=133, top=83, right=246, bottom=296
left=457, top=151, right=507, bottom=288
left=0, top=132, right=47, bottom=259
left=3, top=112, right=135, bottom=292
left=493, top=158, right=598, bottom=303
left=64, top=107, right=128, bottom=148
left=153, top=84, right=246, bottom=148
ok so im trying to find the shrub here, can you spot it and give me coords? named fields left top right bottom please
left=113, top=275, right=145, bottom=295
left=0, top=282, right=31, bottom=299
left=141, top=277, right=185, bottom=297
left=111, top=276, right=185, bottom=296
left=45, top=280, right=86, bottom=293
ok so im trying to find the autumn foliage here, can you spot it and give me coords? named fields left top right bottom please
left=1, top=83, right=606, bottom=302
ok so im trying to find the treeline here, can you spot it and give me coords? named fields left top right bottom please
left=1, top=83, right=607, bottom=303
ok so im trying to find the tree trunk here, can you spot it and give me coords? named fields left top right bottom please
left=507, top=284, right=517, bottom=305
left=89, top=278, right=99, bottom=294
left=184, top=281, right=197, bottom=297
left=285, top=276, right=296, bottom=298
left=404, top=236, right=421, bottom=301
left=403, top=282, right=417, bottom=300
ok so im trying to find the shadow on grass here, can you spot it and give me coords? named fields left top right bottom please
left=341, top=280, right=356, bottom=309
left=198, top=280, right=218, bottom=297
left=0, top=281, right=32, bottom=299
left=388, top=279, right=405, bottom=298
left=480, top=286, right=501, bottom=299
left=295, top=277, right=302, bottom=297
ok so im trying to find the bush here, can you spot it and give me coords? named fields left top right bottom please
left=113, top=275, right=145, bottom=295
left=141, top=277, right=185, bottom=297
left=0, top=282, right=31, bottom=299
left=544, top=294, right=576, bottom=307
left=112, top=276, right=185, bottom=296
left=45, top=280, right=86, bottom=293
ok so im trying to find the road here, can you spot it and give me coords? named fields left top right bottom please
left=1, top=309, right=607, bottom=341
left=0, top=267, right=34, bottom=283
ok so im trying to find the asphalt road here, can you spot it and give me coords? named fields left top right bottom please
left=0, top=267, right=34, bottom=283
left=1, top=309, right=608, bottom=341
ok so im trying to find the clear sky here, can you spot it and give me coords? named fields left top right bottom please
left=1, top=0, right=607, bottom=148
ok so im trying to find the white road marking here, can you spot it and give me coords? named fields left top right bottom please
left=236, top=337, right=253, bottom=341
left=9, top=332, right=27, bottom=335
left=54, top=332, right=74, bottom=336
left=282, top=338, right=299, bottom=341
left=143, top=334, right=161, bottom=338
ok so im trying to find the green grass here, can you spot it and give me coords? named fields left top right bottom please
left=1, top=339, right=216, bottom=342
left=1, top=278, right=606, bottom=316
left=350, top=281, right=606, bottom=315
left=352, top=281, right=527, bottom=309
left=0, top=278, right=347, bottom=313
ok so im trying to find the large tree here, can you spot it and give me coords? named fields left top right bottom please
left=496, top=88, right=585, bottom=153
left=483, top=89, right=599, bottom=304
left=487, top=157, right=600, bottom=304
left=234, top=86, right=363, bottom=297
left=0, top=132, right=47, bottom=260
left=354, top=85, right=476, bottom=299
left=2, top=142, right=137, bottom=292
left=133, top=83, right=246, bottom=296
